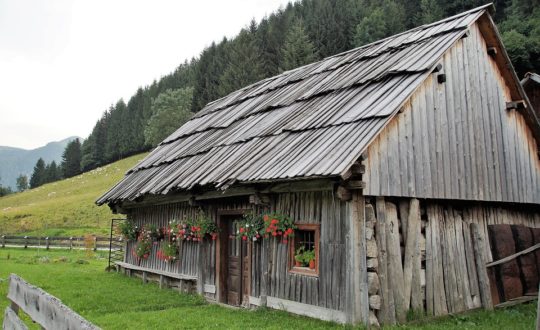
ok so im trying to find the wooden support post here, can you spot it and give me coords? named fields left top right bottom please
left=93, top=236, right=98, bottom=251
left=347, top=192, right=369, bottom=325
left=45, top=237, right=50, bottom=250
left=24, top=236, right=28, bottom=249
left=471, top=223, right=493, bottom=310
left=142, top=271, right=147, bottom=284
left=69, top=237, right=73, bottom=250
left=197, top=243, right=205, bottom=294
left=1, top=235, right=5, bottom=248
left=159, top=275, right=165, bottom=289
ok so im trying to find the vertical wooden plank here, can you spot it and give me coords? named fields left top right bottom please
left=399, top=200, right=409, bottom=244
left=427, top=204, right=448, bottom=316
left=347, top=193, right=369, bottom=325
left=470, top=223, right=493, bottom=310
left=453, top=209, right=474, bottom=310
left=425, top=206, right=434, bottom=315
left=386, top=201, right=406, bottom=323
left=375, top=197, right=395, bottom=324
left=403, top=198, right=422, bottom=312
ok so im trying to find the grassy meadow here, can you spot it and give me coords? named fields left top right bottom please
left=0, top=153, right=147, bottom=237
left=0, top=247, right=537, bottom=329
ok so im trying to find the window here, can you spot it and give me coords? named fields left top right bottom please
left=289, top=223, right=320, bottom=276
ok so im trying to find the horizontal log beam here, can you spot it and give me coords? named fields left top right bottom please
left=486, top=243, right=540, bottom=268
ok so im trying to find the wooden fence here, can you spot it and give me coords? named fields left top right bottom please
left=0, top=235, right=119, bottom=250
left=3, top=274, right=99, bottom=330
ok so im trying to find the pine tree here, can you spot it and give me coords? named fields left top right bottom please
left=16, top=175, right=28, bottom=192
left=281, top=20, right=318, bottom=71
left=30, top=158, right=46, bottom=188
left=44, top=161, right=61, bottom=183
left=144, top=88, right=194, bottom=146
left=353, top=0, right=407, bottom=47
left=61, top=138, right=82, bottom=178
left=415, top=0, right=444, bottom=25
left=218, top=29, right=265, bottom=96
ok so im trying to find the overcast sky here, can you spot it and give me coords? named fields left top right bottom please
left=0, top=0, right=292, bottom=150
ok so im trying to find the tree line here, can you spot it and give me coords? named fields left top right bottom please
left=2, top=0, right=537, bottom=197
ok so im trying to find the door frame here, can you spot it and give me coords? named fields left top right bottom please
left=216, top=209, right=252, bottom=305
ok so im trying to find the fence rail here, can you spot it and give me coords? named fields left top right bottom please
left=4, top=273, right=100, bottom=330
left=0, top=235, right=123, bottom=251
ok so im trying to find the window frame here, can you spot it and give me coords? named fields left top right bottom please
left=288, top=223, right=320, bottom=277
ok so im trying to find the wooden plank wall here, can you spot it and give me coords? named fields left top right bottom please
left=369, top=196, right=540, bottom=325
left=364, top=22, right=540, bottom=204
left=250, top=191, right=349, bottom=312
left=126, top=197, right=252, bottom=292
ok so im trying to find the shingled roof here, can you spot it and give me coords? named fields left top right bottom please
left=97, top=5, right=492, bottom=205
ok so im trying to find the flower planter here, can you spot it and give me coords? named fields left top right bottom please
left=295, top=260, right=302, bottom=267
left=309, top=260, right=315, bottom=269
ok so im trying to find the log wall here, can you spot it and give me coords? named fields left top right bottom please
left=368, top=196, right=540, bottom=325
left=364, top=22, right=540, bottom=204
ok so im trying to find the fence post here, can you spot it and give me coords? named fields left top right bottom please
left=69, top=237, right=73, bottom=250
left=1, top=235, right=5, bottom=248
left=94, top=236, right=98, bottom=251
left=45, top=237, right=50, bottom=250
left=24, top=236, right=28, bottom=249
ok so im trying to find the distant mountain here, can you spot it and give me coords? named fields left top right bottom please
left=0, top=137, right=80, bottom=190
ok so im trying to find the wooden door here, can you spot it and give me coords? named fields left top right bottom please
left=218, top=213, right=251, bottom=306
left=227, top=221, right=242, bottom=305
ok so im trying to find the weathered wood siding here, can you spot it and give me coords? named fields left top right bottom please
left=368, top=197, right=540, bottom=325
left=124, top=191, right=349, bottom=312
left=250, top=191, right=349, bottom=312
left=364, top=23, right=540, bottom=204
left=126, top=197, right=251, bottom=290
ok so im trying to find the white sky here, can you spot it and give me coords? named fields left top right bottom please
left=0, top=0, right=292, bottom=150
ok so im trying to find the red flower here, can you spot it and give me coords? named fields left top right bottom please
left=256, top=234, right=260, bottom=238
left=271, top=219, right=279, bottom=224
left=239, top=227, right=245, bottom=233
left=272, top=232, right=277, bottom=236
left=242, top=236, right=248, bottom=241
left=263, top=215, right=269, bottom=222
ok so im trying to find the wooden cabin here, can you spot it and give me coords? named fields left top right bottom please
left=522, top=72, right=540, bottom=119
left=97, top=4, right=540, bottom=326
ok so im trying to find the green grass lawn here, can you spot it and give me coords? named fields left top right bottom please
left=0, top=153, right=147, bottom=237
left=0, top=248, right=537, bottom=329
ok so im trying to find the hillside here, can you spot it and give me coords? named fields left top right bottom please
left=0, top=136, right=80, bottom=190
left=0, top=153, right=147, bottom=237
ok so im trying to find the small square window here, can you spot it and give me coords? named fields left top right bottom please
left=289, top=223, right=319, bottom=276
